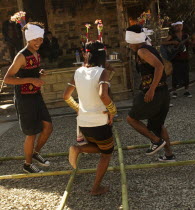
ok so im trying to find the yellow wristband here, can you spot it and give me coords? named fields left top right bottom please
left=106, top=101, right=117, bottom=116
left=65, top=96, right=79, bottom=112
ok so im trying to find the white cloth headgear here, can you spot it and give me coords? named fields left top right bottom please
left=125, top=31, right=146, bottom=44
left=171, top=21, right=184, bottom=26
left=142, top=28, right=154, bottom=36
left=142, top=28, right=154, bottom=46
left=25, top=24, right=44, bottom=41
left=125, top=28, right=154, bottom=44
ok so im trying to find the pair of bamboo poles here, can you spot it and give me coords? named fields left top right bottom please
left=1, top=128, right=195, bottom=210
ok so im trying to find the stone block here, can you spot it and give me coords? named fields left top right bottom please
left=111, top=76, right=122, bottom=85
left=42, top=84, right=53, bottom=93
left=42, top=92, right=57, bottom=101
left=43, top=74, right=57, bottom=84
left=56, top=91, right=64, bottom=99
left=53, top=82, right=66, bottom=92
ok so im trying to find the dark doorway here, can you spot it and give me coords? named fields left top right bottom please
left=23, top=0, right=48, bottom=29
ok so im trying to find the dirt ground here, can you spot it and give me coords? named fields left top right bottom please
left=0, top=83, right=195, bottom=210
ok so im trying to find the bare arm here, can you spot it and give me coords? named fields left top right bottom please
left=63, top=78, right=75, bottom=100
left=99, top=69, right=117, bottom=125
left=138, top=48, right=164, bottom=102
left=99, top=69, right=112, bottom=106
left=4, top=53, right=44, bottom=87
left=161, top=35, right=179, bottom=45
left=63, top=77, right=79, bottom=112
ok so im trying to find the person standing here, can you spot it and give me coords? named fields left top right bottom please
left=161, top=21, right=192, bottom=98
left=125, top=25, right=175, bottom=161
left=64, top=41, right=117, bottom=195
left=39, top=31, right=62, bottom=63
left=4, top=22, right=53, bottom=173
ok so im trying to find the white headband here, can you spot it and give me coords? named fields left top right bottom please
left=25, top=24, right=44, bottom=41
left=142, top=28, right=154, bottom=36
left=125, top=31, right=146, bottom=44
left=171, top=21, right=184, bottom=26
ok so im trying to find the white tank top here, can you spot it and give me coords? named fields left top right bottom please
left=74, top=66, right=108, bottom=127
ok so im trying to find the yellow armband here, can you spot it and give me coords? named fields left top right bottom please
left=106, top=101, right=117, bottom=116
left=65, top=96, right=79, bottom=112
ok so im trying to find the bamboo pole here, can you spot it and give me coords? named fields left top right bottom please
left=1, top=140, right=195, bottom=162
left=122, top=139, right=195, bottom=150
left=0, top=152, right=69, bottom=161
left=1, top=160, right=195, bottom=180
left=57, top=155, right=81, bottom=210
left=114, top=127, right=129, bottom=210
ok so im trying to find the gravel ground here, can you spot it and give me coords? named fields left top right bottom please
left=0, top=84, right=195, bottom=210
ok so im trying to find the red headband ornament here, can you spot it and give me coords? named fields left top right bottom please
left=10, top=11, right=26, bottom=27
left=95, top=19, right=103, bottom=43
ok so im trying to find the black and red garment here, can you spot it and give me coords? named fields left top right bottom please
left=14, top=48, right=51, bottom=135
left=129, top=44, right=170, bottom=137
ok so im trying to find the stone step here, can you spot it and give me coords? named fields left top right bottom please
left=0, top=99, right=14, bottom=105
left=0, top=92, right=14, bottom=101
left=0, top=82, right=14, bottom=92
left=1, top=86, right=14, bottom=92
left=0, top=104, right=15, bottom=115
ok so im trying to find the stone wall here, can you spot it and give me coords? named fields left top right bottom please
left=41, top=62, right=130, bottom=108
left=45, top=0, right=121, bottom=58
left=0, top=0, right=18, bottom=61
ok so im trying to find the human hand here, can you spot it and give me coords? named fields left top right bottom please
left=171, top=40, right=179, bottom=45
left=31, top=78, right=45, bottom=87
left=144, top=88, right=155, bottom=103
left=103, top=111, right=114, bottom=125
left=39, top=69, right=47, bottom=76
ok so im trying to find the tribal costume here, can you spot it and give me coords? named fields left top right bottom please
left=170, top=33, right=190, bottom=89
left=74, top=66, right=114, bottom=154
left=129, top=45, right=170, bottom=137
left=14, top=48, right=51, bottom=135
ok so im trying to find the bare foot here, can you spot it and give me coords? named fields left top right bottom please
left=69, top=146, right=80, bottom=169
left=90, top=186, right=109, bottom=196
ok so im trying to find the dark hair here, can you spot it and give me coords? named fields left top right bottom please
left=126, top=24, right=142, bottom=33
left=45, top=31, right=52, bottom=35
left=22, top=22, right=44, bottom=31
left=84, top=40, right=106, bottom=67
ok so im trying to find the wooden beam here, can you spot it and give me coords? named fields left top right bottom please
left=150, top=0, right=158, bottom=27
left=17, top=0, right=24, bottom=11
left=16, top=0, right=25, bottom=47
left=116, top=0, right=128, bottom=61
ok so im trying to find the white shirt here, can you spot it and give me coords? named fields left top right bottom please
left=74, top=66, right=108, bottom=127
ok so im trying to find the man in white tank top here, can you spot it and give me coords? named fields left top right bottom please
left=64, top=41, right=117, bottom=195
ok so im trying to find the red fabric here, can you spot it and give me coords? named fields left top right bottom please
left=21, top=83, right=40, bottom=94
left=21, top=53, right=41, bottom=94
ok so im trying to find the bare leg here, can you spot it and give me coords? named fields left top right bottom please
left=69, top=144, right=112, bottom=195
left=24, top=135, right=36, bottom=164
left=90, top=153, right=112, bottom=195
left=127, top=116, right=160, bottom=143
left=161, top=126, right=173, bottom=156
left=69, top=143, right=101, bottom=169
left=34, top=121, right=53, bottom=153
